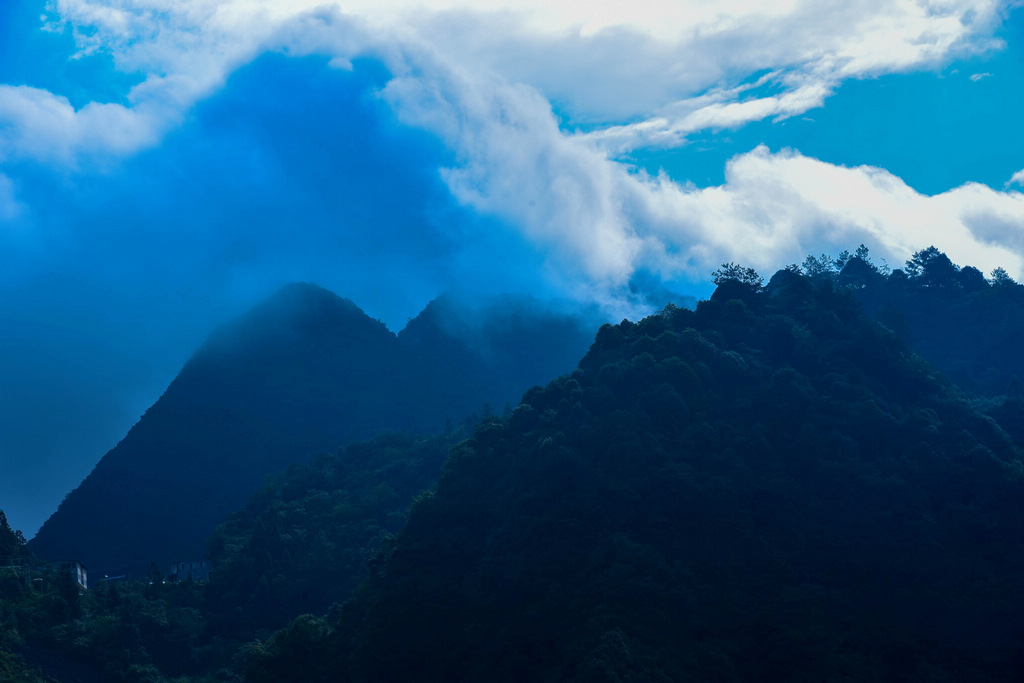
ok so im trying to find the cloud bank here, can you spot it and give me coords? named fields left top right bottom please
left=2, top=0, right=1024, bottom=534
left=3, top=0, right=1018, bottom=302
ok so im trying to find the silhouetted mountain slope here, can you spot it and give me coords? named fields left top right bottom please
left=30, top=284, right=595, bottom=576
left=804, top=246, right=1024, bottom=397
left=204, top=431, right=460, bottom=637
left=260, top=274, right=1024, bottom=682
left=398, top=291, right=599, bottom=418
left=856, top=274, right=1024, bottom=397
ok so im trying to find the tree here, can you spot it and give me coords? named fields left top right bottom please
left=957, top=266, right=988, bottom=292
left=835, top=249, right=852, bottom=270
left=802, top=254, right=837, bottom=279
left=0, top=510, right=27, bottom=562
left=854, top=244, right=872, bottom=264
left=905, top=247, right=958, bottom=287
left=712, top=263, right=764, bottom=290
left=990, top=267, right=1016, bottom=287
left=838, top=256, right=881, bottom=289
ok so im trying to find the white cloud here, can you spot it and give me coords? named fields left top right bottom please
left=0, top=85, right=176, bottom=165
left=628, top=148, right=1024, bottom=279
left=381, top=63, right=645, bottom=294
left=970, top=71, right=993, bottom=80
left=581, top=79, right=835, bottom=153
left=18, top=0, right=1006, bottom=162
left=1007, top=169, right=1024, bottom=187
left=2, top=0, right=1023, bottom=311
left=374, top=40, right=1024, bottom=304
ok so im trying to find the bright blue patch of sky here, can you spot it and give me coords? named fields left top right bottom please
left=628, top=15, right=1024, bottom=195
left=0, top=0, right=141, bottom=107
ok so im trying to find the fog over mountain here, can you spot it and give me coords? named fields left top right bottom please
left=2, top=1, right=1024, bottom=535
left=29, top=283, right=596, bottom=576
left=3, top=1, right=1024, bottom=680
left=4, top=254, right=1024, bottom=681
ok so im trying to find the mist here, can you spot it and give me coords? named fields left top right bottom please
left=2, top=0, right=1023, bottom=540
left=0, top=54, right=591, bottom=536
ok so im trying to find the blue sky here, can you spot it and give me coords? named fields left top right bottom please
left=628, top=16, right=1024, bottom=195
left=1, top=0, right=1023, bottom=535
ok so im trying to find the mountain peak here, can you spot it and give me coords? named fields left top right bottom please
left=194, top=283, right=392, bottom=363
left=30, top=285, right=594, bottom=575
left=248, top=281, right=380, bottom=330
left=264, top=281, right=359, bottom=312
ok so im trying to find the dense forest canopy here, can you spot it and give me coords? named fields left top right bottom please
left=787, top=245, right=1024, bottom=398
left=281, top=251, right=1024, bottom=682
left=5, top=246, right=1024, bottom=682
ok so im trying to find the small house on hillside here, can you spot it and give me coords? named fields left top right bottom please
left=52, top=560, right=88, bottom=590
left=167, top=560, right=210, bottom=583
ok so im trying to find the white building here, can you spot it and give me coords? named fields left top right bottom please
left=167, top=560, right=210, bottom=582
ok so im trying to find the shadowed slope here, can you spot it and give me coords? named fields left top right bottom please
left=30, top=285, right=596, bottom=576
left=271, top=275, right=1024, bottom=682
left=30, top=284, right=407, bottom=575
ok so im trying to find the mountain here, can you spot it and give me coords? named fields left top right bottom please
left=247, top=272, right=1024, bottom=682
left=805, top=246, right=1024, bottom=397
left=29, top=284, right=596, bottom=576
left=203, top=430, right=460, bottom=637
left=398, top=291, right=602, bottom=417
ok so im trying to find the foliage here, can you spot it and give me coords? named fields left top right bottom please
left=810, top=246, right=1024, bottom=396
left=1, top=563, right=213, bottom=683
left=3, top=428, right=458, bottom=681
left=251, top=266, right=1024, bottom=681
left=11, top=248, right=1024, bottom=681
left=204, top=431, right=459, bottom=637
left=0, top=511, right=28, bottom=564
left=904, top=246, right=959, bottom=286
left=0, top=512, right=55, bottom=683
left=711, top=262, right=763, bottom=289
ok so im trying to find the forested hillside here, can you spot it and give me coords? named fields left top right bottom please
left=204, top=431, right=460, bottom=636
left=1, top=432, right=462, bottom=682
left=804, top=245, right=1024, bottom=396
left=248, top=264, right=1024, bottom=682
left=8, top=249, right=1024, bottom=682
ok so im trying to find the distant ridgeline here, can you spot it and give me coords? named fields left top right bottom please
left=29, top=284, right=596, bottom=576
left=797, top=245, right=1024, bottom=398
left=242, top=255, right=1024, bottom=682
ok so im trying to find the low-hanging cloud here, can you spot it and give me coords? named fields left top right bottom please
left=391, top=57, right=1024, bottom=296
left=633, top=148, right=1024, bottom=277
left=4, top=1, right=1017, bottom=290
left=2, top=0, right=1023, bottom=536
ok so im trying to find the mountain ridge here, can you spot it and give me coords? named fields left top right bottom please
left=29, top=283, right=596, bottom=575
left=245, top=270, right=1024, bottom=681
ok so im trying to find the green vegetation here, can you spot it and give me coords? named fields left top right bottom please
left=8, top=248, right=1024, bottom=681
left=801, top=245, right=1024, bottom=396
left=205, top=432, right=458, bottom=636
left=253, top=252, right=1024, bottom=681
left=2, top=430, right=459, bottom=681
left=1, top=511, right=53, bottom=682
left=1, top=554, right=217, bottom=683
